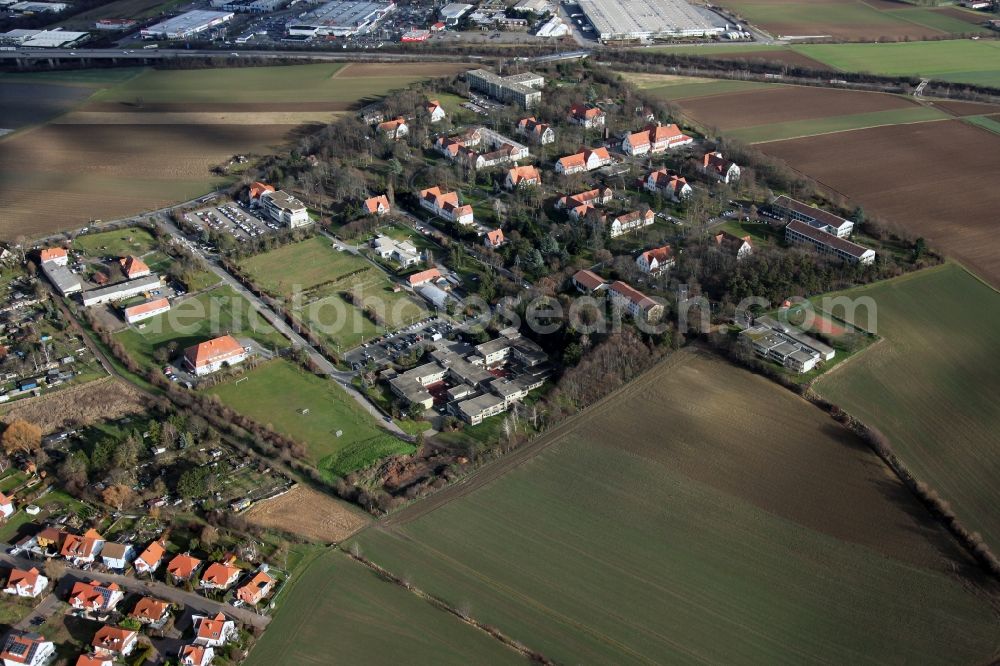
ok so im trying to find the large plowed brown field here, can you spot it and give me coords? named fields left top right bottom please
left=763, top=119, right=1000, bottom=288
left=678, top=86, right=918, bottom=130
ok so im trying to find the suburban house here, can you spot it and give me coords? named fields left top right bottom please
left=621, top=123, right=693, bottom=156
left=609, top=281, right=664, bottom=323
left=556, top=187, right=613, bottom=220
left=75, top=654, right=112, bottom=666
left=183, top=335, right=248, bottom=377
left=119, top=256, right=150, bottom=279
left=134, top=541, right=166, bottom=575
left=714, top=231, right=753, bottom=260
left=61, top=529, right=105, bottom=565
left=424, top=100, right=446, bottom=123
left=166, top=554, right=202, bottom=583
left=68, top=580, right=124, bottom=614
left=572, top=269, right=606, bottom=294
left=504, top=165, right=541, bottom=190
left=36, top=527, right=66, bottom=552
left=636, top=245, right=674, bottom=274
left=259, top=190, right=311, bottom=228
left=0, top=631, right=55, bottom=666
left=246, top=181, right=274, bottom=206
left=363, top=194, right=391, bottom=216
left=236, top=571, right=275, bottom=606
left=407, top=268, right=442, bottom=288
left=609, top=210, right=654, bottom=237
left=200, top=561, right=241, bottom=590
left=129, top=597, right=170, bottom=625
left=516, top=117, right=554, bottom=144
left=701, top=151, right=741, bottom=183
left=123, top=298, right=170, bottom=325
left=99, top=542, right=135, bottom=571
left=418, top=186, right=474, bottom=225
left=193, top=613, right=237, bottom=648
left=555, top=147, right=612, bottom=175
left=485, top=228, right=505, bottom=249
left=39, top=247, right=68, bottom=266
left=769, top=195, right=853, bottom=237
left=376, top=116, right=409, bottom=139
left=785, top=220, right=875, bottom=265
left=644, top=168, right=692, bottom=201
left=3, top=568, right=47, bottom=598
left=371, top=236, right=420, bottom=268
left=568, top=103, right=606, bottom=128
left=179, top=645, right=214, bottom=666
left=0, top=492, right=13, bottom=518
left=436, top=127, right=529, bottom=169
left=91, top=626, right=136, bottom=657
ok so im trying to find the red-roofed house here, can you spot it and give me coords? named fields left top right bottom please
left=130, top=598, right=170, bottom=625
left=376, top=117, right=409, bottom=140
left=556, top=187, right=613, bottom=221
left=701, top=151, right=741, bottom=184
left=236, top=571, right=274, bottom=606
left=484, top=229, right=505, bottom=249
left=424, top=100, right=446, bottom=123
left=193, top=613, right=236, bottom=648
left=166, top=554, right=202, bottom=582
left=134, top=540, right=166, bottom=575
left=363, top=195, right=391, bottom=217
left=516, top=117, right=554, bottom=144
left=119, top=256, right=150, bottom=279
left=621, top=123, right=693, bottom=156
left=714, top=231, right=753, bottom=260
left=609, top=210, right=654, bottom=238
left=76, top=654, right=112, bottom=666
left=0, top=492, right=13, bottom=519
left=609, top=281, right=664, bottom=323
left=644, top=168, right=692, bottom=201
left=68, top=581, right=123, bottom=613
left=180, top=644, right=213, bottom=666
left=504, top=165, right=540, bottom=190
left=0, top=631, right=54, bottom=666
left=61, top=529, right=105, bottom=565
left=123, top=297, right=169, bottom=325
left=636, top=245, right=674, bottom=275
left=39, top=248, right=68, bottom=266
left=247, top=182, right=274, bottom=206
left=183, top=335, right=247, bottom=377
left=407, top=268, right=441, bottom=287
left=200, top=562, right=241, bottom=591
left=572, top=269, right=606, bottom=294
left=91, top=626, right=137, bottom=657
left=555, top=147, right=612, bottom=175
left=568, top=103, right=606, bottom=128
left=3, top=568, right=47, bottom=598
left=418, top=187, right=474, bottom=225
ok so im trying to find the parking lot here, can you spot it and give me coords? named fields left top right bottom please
left=344, top=316, right=454, bottom=369
left=185, top=203, right=277, bottom=242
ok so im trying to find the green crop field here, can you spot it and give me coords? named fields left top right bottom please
left=244, top=551, right=524, bottom=666
left=238, top=236, right=426, bottom=350
left=72, top=227, right=157, bottom=257
left=348, top=351, right=999, bottom=664
left=115, top=285, right=288, bottom=368
left=730, top=106, right=949, bottom=143
left=964, top=114, right=1000, bottom=135
left=815, top=263, right=1000, bottom=552
left=206, top=359, right=413, bottom=474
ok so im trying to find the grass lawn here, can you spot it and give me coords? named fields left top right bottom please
left=71, top=227, right=157, bottom=258
left=729, top=106, right=950, bottom=143
left=814, top=262, right=1000, bottom=552
left=963, top=114, right=1000, bottom=136
left=115, top=285, right=289, bottom=369
left=205, top=359, right=413, bottom=475
left=245, top=551, right=524, bottom=666
left=717, top=218, right=779, bottom=245
left=350, top=351, right=999, bottom=664
left=238, top=237, right=426, bottom=350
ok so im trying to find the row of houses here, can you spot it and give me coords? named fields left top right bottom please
left=571, top=270, right=664, bottom=323
left=418, top=186, right=475, bottom=225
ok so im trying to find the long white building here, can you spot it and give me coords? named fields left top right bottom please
left=141, top=10, right=234, bottom=39
left=578, top=0, right=725, bottom=41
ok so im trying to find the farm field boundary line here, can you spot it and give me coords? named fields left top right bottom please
left=380, top=350, right=691, bottom=528
left=746, top=114, right=951, bottom=144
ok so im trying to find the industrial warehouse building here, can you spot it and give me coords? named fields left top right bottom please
left=140, top=10, right=234, bottom=39
left=286, top=0, right=395, bottom=37
left=577, top=0, right=725, bottom=41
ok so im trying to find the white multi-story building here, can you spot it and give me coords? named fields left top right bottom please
left=260, top=190, right=311, bottom=228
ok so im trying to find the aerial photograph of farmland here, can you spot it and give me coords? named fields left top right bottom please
left=0, top=0, right=998, bottom=661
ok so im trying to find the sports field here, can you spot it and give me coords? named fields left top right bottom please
left=244, top=551, right=524, bottom=666
left=71, top=227, right=158, bottom=257
left=815, top=263, right=1000, bottom=552
left=206, top=359, right=413, bottom=473
left=0, top=63, right=463, bottom=239
left=238, top=236, right=426, bottom=349
left=346, top=351, right=998, bottom=664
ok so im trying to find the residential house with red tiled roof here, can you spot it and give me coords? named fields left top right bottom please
left=376, top=117, right=409, bottom=140
left=636, top=245, right=674, bottom=275
left=424, top=100, right=446, bottom=123
left=418, top=187, right=474, bottom=226
left=702, top=151, right=741, bottom=184
left=123, top=297, right=170, bottom=325
left=556, top=187, right=613, bottom=221
left=609, top=281, right=664, bottom=323
left=166, top=554, right=202, bottom=583
left=91, top=626, right=136, bottom=657
left=568, top=103, right=606, bottom=128
left=75, top=654, right=112, bottom=666
left=609, top=210, right=655, bottom=238
left=363, top=195, right=391, bottom=217
left=61, top=529, right=105, bottom=565
left=183, top=335, right=247, bottom=377
left=504, top=165, right=540, bottom=190
left=200, top=561, right=241, bottom=591
left=36, top=527, right=66, bottom=552
left=236, top=571, right=274, bottom=606
left=555, top=147, right=612, bottom=175
left=39, top=248, right=68, bottom=266
left=0, top=631, right=54, bottom=666
left=621, top=123, right=693, bottom=156
left=129, top=598, right=170, bottom=625
left=179, top=644, right=214, bottom=666
left=193, top=613, right=236, bottom=648
left=407, top=268, right=441, bottom=288
left=68, top=581, right=123, bottom=614
left=484, top=229, right=505, bottom=249
left=247, top=182, right=274, bottom=206
left=644, top=168, right=692, bottom=201
left=134, top=540, right=166, bottom=575
left=3, top=568, right=47, bottom=599
left=714, top=231, right=753, bottom=260
left=571, top=269, right=606, bottom=294
left=0, top=492, right=13, bottom=519
left=516, top=117, right=554, bottom=144
left=119, top=256, right=150, bottom=280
